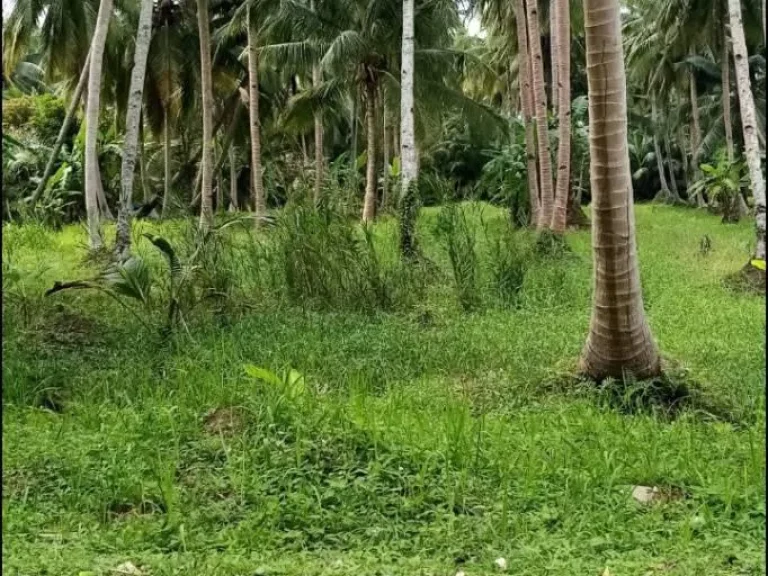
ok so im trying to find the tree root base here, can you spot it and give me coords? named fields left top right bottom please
left=543, top=358, right=740, bottom=423
left=723, top=262, right=766, bottom=295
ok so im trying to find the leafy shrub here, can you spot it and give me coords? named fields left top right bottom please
left=477, top=141, right=529, bottom=227
left=2, top=97, right=35, bottom=129
left=30, top=94, right=69, bottom=143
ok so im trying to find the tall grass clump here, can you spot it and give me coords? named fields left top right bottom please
left=432, top=202, right=480, bottom=311
left=270, top=204, right=427, bottom=312
left=484, top=224, right=532, bottom=307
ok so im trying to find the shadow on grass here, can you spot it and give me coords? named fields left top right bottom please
left=542, top=361, right=743, bottom=425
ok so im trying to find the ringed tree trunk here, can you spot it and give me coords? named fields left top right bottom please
left=116, top=0, right=154, bottom=260
left=399, top=0, right=418, bottom=255
left=196, top=0, right=215, bottom=229
left=84, top=0, right=114, bottom=250
left=729, top=0, right=766, bottom=260
left=550, top=0, right=571, bottom=233
left=362, top=77, right=378, bottom=223
left=515, top=0, right=540, bottom=226
left=580, top=0, right=661, bottom=380
left=525, top=0, right=555, bottom=229
left=247, top=6, right=266, bottom=222
left=31, top=50, right=91, bottom=206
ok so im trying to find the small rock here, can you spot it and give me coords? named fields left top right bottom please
left=602, top=569, right=611, bottom=576
left=494, top=557, right=507, bottom=571
left=114, top=562, right=142, bottom=575
left=456, top=571, right=466, bottom=576
left=632, top=485, right=659, bottom=504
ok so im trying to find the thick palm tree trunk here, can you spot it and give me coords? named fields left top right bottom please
left=550, top=0, right=571, bottom=232
left=362, top=79, right=378, bottom=222
left=196, top=0, right=214, bottom=228
left=525, top=0, right=555, bottom=229
left=116, top=0, right=154, bottom=260
left=729, top=0, right=766, bottom=260
left=399, top=0, right=418, bottom=254
left=247, top=7, right=266, bottom=222
left=580, top=0, right=661, bottom=380
left=84, top=0, right=114, bottom=250
left=515, top=0, right=540, bottom=226
left=31, top=50, right=91, bottom=206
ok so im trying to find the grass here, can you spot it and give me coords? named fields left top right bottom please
left=2, top=203, right=765, bottom=576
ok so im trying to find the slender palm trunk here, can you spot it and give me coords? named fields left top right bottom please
left=580, top=0, right=660, bottom=380
left=515, top=0, right=540, bottom=226
left=550, top=0, right=571, bottom=232
left=116, top=0, right=153, bottom=260
left=229, top=146, right=238, bottom=211
left=400, top=0, right=418, bottom=254
left=247, top=7, right=265, bottom=222
left=350, top=87, right=358, bottom=190
left=197, top=0, right=214, bottom=228
left=525, top=0, right=555, bottom=229
left=652, top=101, right=670, bottom=195
left=722, top=31, right=734, bottom=161
left=664, top=136, right=680, bottom=200
left=84, top=0, right=114, bottom=250
left=550, top=0, right=559, bottom=113
left=139, top=119, right=149, bottom=201
left=161, top=109, right=172, bottom=217
left=382, top=99, right=390, bottom=210
left=161, top=24, right=172, bottom=218
left=729, top=0, right=766, bottom=260
left=31, top=50, right=91, bottom=205
left=312, top=0, right=324, bottom=206
left=362, top=79, right=378, bottom=222
left=689, top=55, right=702, bottom=189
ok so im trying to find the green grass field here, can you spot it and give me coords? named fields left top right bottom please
left=2, top=203, right=765, bottom=575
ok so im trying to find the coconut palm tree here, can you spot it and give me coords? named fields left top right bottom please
left=115, top=0, right=154, bottom=259
left=728, top=0, right=766, bottom=261
left=399, top=0, right=417, bottom=253
left=196, top=0, right=214, bottom=228
left=580, top=0, right=661, bottom=379
left=550, top=0, right=570, bottom=232
left=524, top=0, right=554, bottom=229
left=84, top=0, right=114, bottom=249
left=247, top=4, right=266, bottom=221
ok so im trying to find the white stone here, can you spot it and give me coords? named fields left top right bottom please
left=631, top=485, right=659, bottom=504
left=494, top=557, right=507, bottom=571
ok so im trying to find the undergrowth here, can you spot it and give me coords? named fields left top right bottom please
left=2, top=203, right=765, bottom=576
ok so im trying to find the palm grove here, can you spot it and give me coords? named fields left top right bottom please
left=2, top=0, right=766, bottom=380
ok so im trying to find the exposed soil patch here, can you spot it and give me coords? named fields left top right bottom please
left=28, top=305, right=106, bottom=349
left=202, top=406, right=248, bottom=436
